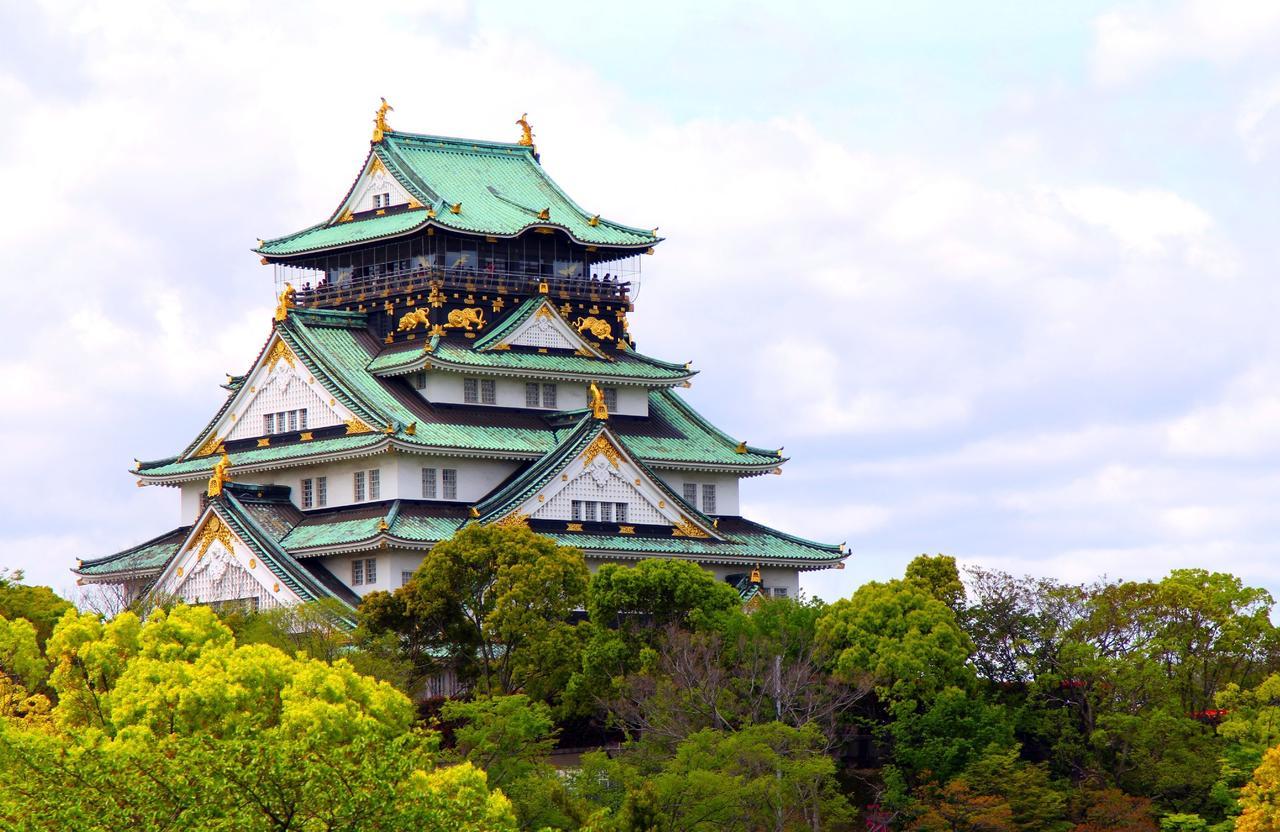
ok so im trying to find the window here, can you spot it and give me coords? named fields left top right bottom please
left=442, top=468, right=458, bottom=500
left=701, top=484, right=717, bottom=515
left=464, top=378, right=479, bottom=403
left=603, top=387, right=618, bottom=412
left=615, top=502, right=627, bottom=523
left=372, top=192, right=390, bottom=209
left=571, top=500, right=582, bottom=521
left=263, top=409, right=307, bottom=435
left=422, top=467, right=437, bottom=499
left=772, top=587, right=788, bottom=599
left=524, top=383, right=557, bottom=409
left=401, top=571, right=414, bottom=587
left=409, top=372, right=427, bottom=390
left=301, top=478, right=314, bottom=509
left=368, top=469, right=380, bottom=500
left=352, top=557, right=378, bottom=586
left=481, top=379, right=496, bottom=405
left=682, top=483, right=698, bottom=506
left=584, top=501, right=598, bottom=522
left=354, top=471, right=366, bottom=502
left=316, top=476, right=328, bottom=507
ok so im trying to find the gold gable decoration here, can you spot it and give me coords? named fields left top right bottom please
left=588, top=382, right=609, bottom=421
left=274, top=283, right=295, bottom=322
left=194, top=432, right=224, bottom=459
left=372, top=97, right=393, bottom=143
left=583, top=434, right=621, bottom=468
left=344, top=418, right=374, bottom=435
left=494, top=512, right=531, bottom=529
left=190, top=513, right=235, bottom=558
left=671, top=516, right=710, bottom=539
left=266, top=340, right=296, bottom=372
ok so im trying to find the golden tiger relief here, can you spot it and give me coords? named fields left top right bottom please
left=446, top=307, right=486, bottom=330
left=574, top=316, right=613, bottom=340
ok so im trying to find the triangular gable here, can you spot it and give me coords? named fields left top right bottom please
left=186, top=331, right=375, bottom=459
left=476, top=296, right=610, bottom=358
left=332, top=153, right=424, bottom=223
left=152, top=506, right=307, bottom=610
left=481, top=422, right=721, bottom=540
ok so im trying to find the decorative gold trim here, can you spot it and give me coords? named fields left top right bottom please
left=588, top=382, right=610, bottom=420
left=734, top=441, right=748, bottom=454
left=672, top=516, right=710, bottom=539
left=619, top=525, right=635, bottom=535
left=451, top=202, right=462, bottom=214
left=444, top=308, right=486, bottom=330
left=494, top=512, right=530, bottom=529
left=257, top=438, right=270, bottom=447
left=274, top=283, right=295, bottom=322
left=194, top=432, right=224, bottom=458
left=588, top=214, right=600, bottom=227
left=516, top=113, right=534, bottom=147
left=206, top=451, right=232, bottom=498
left=583, top=434, right=621, bottom=468
left=372, top=97, right=393, bottom=142
left=337, top=208, right=354, bottom=223
left=405, top=422, right=417, bottom=436
left=377, top=519, right=389, bottom=532
left=190, top=513, right=234, bottom=557
left=266, top=340, right=296, bottom=371
left=575, top=316, right=613, bottom=341
left=300, top=431, right=312, bottom=441
left=537, top=207, right=550, bottom=221
left=248, top=558, right=256, bottom=569
left=344, top=418, right=373, bottom=435
left=470, top=507, right=481, bottom=518
left=566, top=522, right=583, bottom=532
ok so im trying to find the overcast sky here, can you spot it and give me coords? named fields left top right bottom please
left=3, top=0, right=1280, bottom=603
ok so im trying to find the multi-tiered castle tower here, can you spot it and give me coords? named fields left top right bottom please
left=76, top=106, right=847, bottom=616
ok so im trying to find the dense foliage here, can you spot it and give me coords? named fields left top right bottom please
left=9, top=531, right=1280, bottom=830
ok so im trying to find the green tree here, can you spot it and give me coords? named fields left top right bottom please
left=909, top=744, right=1069, bottom=832
left=815, top=578, right=974, bottom=705
left=0, top=604, right=518, bottom=831
left=363, top=524, right=590, bottom=702
left=0, top=569, right=73, bottom=647
left=906, top=554, right=966, bottom=613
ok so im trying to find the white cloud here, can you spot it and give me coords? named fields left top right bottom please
left=1092, top=0, right=1280, bottom=85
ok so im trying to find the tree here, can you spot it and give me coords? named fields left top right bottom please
left=909, top=745, right=1069, bottom=832
left=815, top=578, right=973, bottom=705
left=1237, top=744, right=1280, bottom=832
left=0, top=604, right=518, bottom=831
left=0, top=569, right=72, bottom=646
left=363, top=524, right=590, bottom=702
left=906, top=554, right=966, bottom=614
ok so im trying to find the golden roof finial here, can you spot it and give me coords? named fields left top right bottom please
left=373, top=97, right=394, bottom=143
left=207, top=449, right=231, bottom=498
left=516, top=112, right=534, bottom=147
left=274, top=283, right=296, bottom=322
left=588, top=382, right=609, bottom=421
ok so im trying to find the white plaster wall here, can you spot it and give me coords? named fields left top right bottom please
left=654, top=471, right=741, bottom=516
left=396, top=456, right=520, bottom=502
left=417, top=371, right=649, bottom=416
left=180, top=483, right=206, bottom=525
left=227, top=366, right=342, bottom=441
left=320, top=548, right=428, bottom=597
left=253, top=452, right=401, bottom=510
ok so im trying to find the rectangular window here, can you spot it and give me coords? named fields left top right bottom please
left=683, top=483, right=698, bottom=506
left=526, top=383, right=540, bottom=408
left=701, top=484, right=717, bottom=515
left=584, top=501, right=598, bottom=522
left=481, top=379, right=496, bottom=405
left=317, top=476, right=328, bottom=507
left=277, top=412, right=287, bottom=432
left=287, top=410, right=298, bottom=432
left=442, top=468, right=457, bottom=500
left=299, top=409, right=308, bottom=429
left=542, top=383, right=557, bottom=409
left=352, top=559, right=364, bottom=586
left=599, top=502, right=613, bottom=523
left=422, top=468, right=437, bottom=499
left=773, top=587, right=788, bottom=599
left=464, top=378, right=479, bottom=404
left=364, top=557, right=377, bottom=584
left=615, top=503, right=627, bottom=523
left=368, top=469, right=380, bottom=500
left=264, top=413, right=274, bottom=434
left=603, top=387, right=618, bottom=412
left=401, top=571, right=414, bottom=587
left=410, top=372, right=427, bottom=390
left=571, top=500, right=582, bottom=521
left=301, top=478, right=314, bottom=509
left=354, top=471, right=366, bottom=502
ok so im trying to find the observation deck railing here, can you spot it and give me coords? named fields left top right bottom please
left=286, top=263, right=631, bottom=309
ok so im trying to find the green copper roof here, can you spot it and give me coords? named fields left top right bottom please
left=371, top=340, right=692, bottom=383
left=282, top=501, right=466, bottom=553
left=76, top=527, right=190, bottom=577
left=258, top=131, right=658, bottom=257
left=137, top=433, right=387, bottom=478
left=621, top=390, right=783, bottom=468
left=540, top=517, right=843, bottom=564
